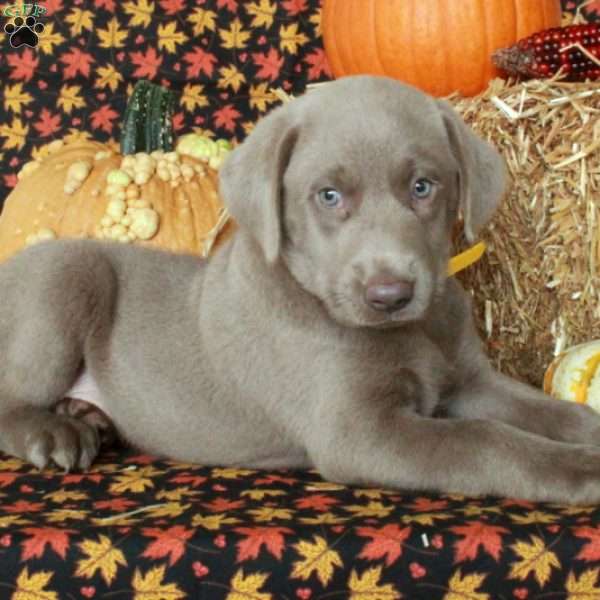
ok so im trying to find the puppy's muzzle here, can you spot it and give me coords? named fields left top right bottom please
left=365, top=277, right=415, bottom=312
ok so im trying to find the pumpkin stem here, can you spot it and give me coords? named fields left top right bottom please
left=120, top=80, right=176, bottom=155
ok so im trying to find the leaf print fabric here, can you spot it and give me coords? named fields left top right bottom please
left=0, top=448, right=596, bottom=597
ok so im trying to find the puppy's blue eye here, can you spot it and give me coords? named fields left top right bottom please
left=412, top=178, right=434, bottom=200
left=318, top=188, right=342, bottom=208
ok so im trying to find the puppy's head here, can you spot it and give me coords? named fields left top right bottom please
left=220, top=75, right=507, bottom=328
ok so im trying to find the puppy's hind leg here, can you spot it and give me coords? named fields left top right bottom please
left=0, top=242, right=116, bottom=471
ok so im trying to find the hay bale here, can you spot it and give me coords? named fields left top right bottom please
left=451, top=78, right=600, bottom=386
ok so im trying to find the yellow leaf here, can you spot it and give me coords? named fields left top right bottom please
left=12, top=567, right=57, bottom=600
left=95, top=64, right=124, bottom=92
left=291, top=536, right=343, bottom=587
left=247, top=506, right=294, bottom=522
left=109, top=466, right=162, bottom=494
left=344, top=502, right=394, bottom=519
left=0, top=515, right=31, bottom=528
left=157, top=21, right=187, bottom=54
left=37, top=22, right=65, bottom=54
left=57, top=85, right=85, bottom=115
left=401, top=512, right=454, bottom=526
left=75, top=535, right=127, bottom=585
left=146, top=502, right=190, bottom=519
left=510, top=511, right=560, bottom=525
left=348, top=566, right=401, bottom=600
left=132, top=565, right=185, bottom=600
left=191, top=513, right=241, bottom=530
left=44, top=509, right=88, bottom=523
left=62, top=129, right=94, bottom=145
left=0, top=117, right=28, bottom=150
left=212, top=467, right=256, bottom=479
left=245, top=0, right=276, bottom=29
left=124, top=0, right=155, bottom=28
left=566, top=568, right=600, bottom=600
left=241, top=489, right=286, bottom=501
left=155, top=487, right=200, bottom=502
left=509, top=535, right=560, bottom=588
left=218, top=65, right=246, bottom=93
left=3, top=83, right=32, bottom=114
left=279, top=23, right=309, bottom=55
left=353, top=489, right=386, bottom=500
left=249, top=83, right=277, bottom=113
left=0, top=458, right=26, bottom=471
left=444, top=570, right=489, bottom=600
left=299, top=512, right=349, bottom=525
left=227, top=569, right=271, bottom=600
left=187, top=7, right=217, bottom=35
left=43, top=487, right=87, bottom=503
left=97, top=17, right=128, bottom=49
left=64, top=8, right=94, bottom=36
left=458, top=505, right=502, bottom=518
left=180, top=84, right=209, bottom=112
left=219, top=18, right=251, bottom=50
left=309, top=9, right=322, bottom=37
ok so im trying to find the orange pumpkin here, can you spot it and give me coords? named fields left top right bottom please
left=322, top=0, right=562, bottom=97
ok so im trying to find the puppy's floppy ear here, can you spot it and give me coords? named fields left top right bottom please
left=219, top=104, right=298, bottom=264
left=437, top=100, right=508, bottom=243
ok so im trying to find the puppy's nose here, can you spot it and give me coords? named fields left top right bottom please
left=365, top=278, right=414, bottom=312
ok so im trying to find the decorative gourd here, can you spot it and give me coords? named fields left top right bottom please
left=0, top=82, right=235, bottom=263
left=322, top=0, right=562, bottom=97
left=544, top=341, right=600, bottom=412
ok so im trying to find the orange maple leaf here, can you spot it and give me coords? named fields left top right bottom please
left=21, top=527, right=76, bottom=560
left=253, top=48, right=284, bottom=82
left=141, top=525, right=195, bottom=566
left=356, top=524, right=412, bottom=567
left=450, top=521, right=510, bottom=563
left=60, top=48, right=95, bottom=79
left=234, top=526, right=293, bottom=561
left=575, top=526, right=600, bottom=562
left=130, top=47, right=163, bottom=80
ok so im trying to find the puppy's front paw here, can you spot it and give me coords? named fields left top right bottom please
left=25, top=415, right=100, bottom=472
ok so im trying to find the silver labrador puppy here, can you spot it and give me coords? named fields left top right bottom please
left=1, top=75, right=599, bottom=504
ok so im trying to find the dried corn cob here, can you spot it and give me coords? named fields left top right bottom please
left=493, top=24, right=600, bottom=81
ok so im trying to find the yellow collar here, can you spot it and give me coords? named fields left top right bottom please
left=448, top=242, right=486, bottom=277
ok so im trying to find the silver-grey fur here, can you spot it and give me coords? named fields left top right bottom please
left=1, top=75, right=600, bottom=503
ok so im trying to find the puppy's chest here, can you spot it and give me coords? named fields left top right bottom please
left=353, top=334, right=456, bottom=418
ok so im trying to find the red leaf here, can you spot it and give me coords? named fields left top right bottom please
left=254, top=474, right=296, bottom=486
left=214, top=105, right=241, bottom=133
left=0, top=472, right=20, bottom=488
left=233, top=526, right=293, bottom=562
left=282, top=0, right=307, bottom=15
left=60, top=48, right=95, bottom=79
left=201, top=497, right=245, bottom=513
left=94, top=0, right=115, bottom=9
left=575, top=526, right=600, bottom=561
left=62, top=473, right=103, bottom=484
left=93, top=498, right=138, bottom=512
left=304, top=48, right=332, bottom=80
left=124, top=455, right=156, bottom=465
left=33, top=108, right=62, bottom=137
left=130, top=47, right=163, bottom=80
left=183, top=47, right=218, bottom=79
left=44, top=0, right=64, bottom=15
left=217, top=0, right=238, bottom=11
left=3, top=500, right=44, bottom=513
left=408, top=497, right=449, bottom=512
left=294, top=495, right=340, bottom=512
left=169, top=473, right=206, bottom=488
left=21, top=527, right=75, bottom=560
left=3, top=174, right=18, bottom=189
left=159, top=0, right=186, bottom=14
left=252, top=48, right=284, bottom=82
left=356, top=524, right=411, bottom=566
left=7, top=48, right=39, bottom=81
left=90, top=105, right=119, bottom=134
left=172, top=112, right=184, bottom=132
left=141, top=526, right=195, bottom=566
left=449, top=522, right=509, bottom=563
